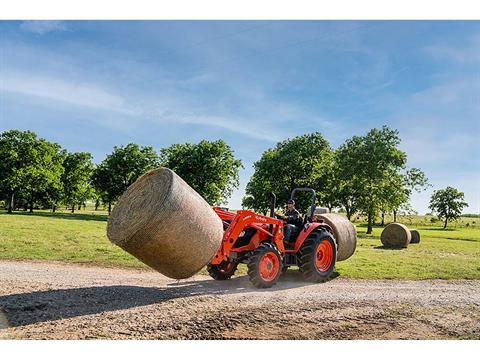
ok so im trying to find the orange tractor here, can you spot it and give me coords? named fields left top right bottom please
left=208, top=188, right=337, bottom=288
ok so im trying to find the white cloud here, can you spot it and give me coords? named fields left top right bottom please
left=0, top=69, right=288, bottom=142
left=0, top=70, right=138, bottom=116
left=424, top=33, right=480, bottom=64
left=20, top=21, right=67, bottom=35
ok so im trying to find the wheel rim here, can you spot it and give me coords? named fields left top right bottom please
left=315, top=240, right=334, bottom=272
left=259, top=252, right=280, bottom=281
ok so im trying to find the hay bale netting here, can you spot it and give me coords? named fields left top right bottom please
left=410, top=229, right=420, bottom=244
left=380, top=222, right=411, bottom=248
left=107, top=168, right=224, bottom=279
left=317, top=213, right=357, bottom=261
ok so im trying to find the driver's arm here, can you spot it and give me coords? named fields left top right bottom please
left=274, top=213, right=287, bottom=220
left=286, top=210, right=300, bottom=223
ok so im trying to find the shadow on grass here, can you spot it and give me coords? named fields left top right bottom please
left=0, top=210, right=107, bottom=222
left=373, top=245, right=407, bottom=251
left=422, top=227, right=455, bottom=231
left=0, top=273, right=318, bottom=327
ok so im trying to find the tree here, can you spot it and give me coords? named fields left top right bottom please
left=0, top=130, right=37, bottom=213
left=336, top=126, right=407, bottom=234
left=22, top=139, right=65, bottom=212
left=243, top=133, right=332, bottom=214
left=429, top=187, right=468, bottom=229
left=160, top=140, right=243, bottom=205
left=0, top=130, right=64, bottom=213
left=92, top=143, right=160, bottom=213
left=62, top=152, right=95, bottom=213
left=312, top=150, right=341, bottom=212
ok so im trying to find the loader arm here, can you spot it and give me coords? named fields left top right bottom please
left=211, top=209, right=285, bottom=265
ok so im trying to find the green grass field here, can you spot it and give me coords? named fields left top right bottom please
left=0, top=209, right=479, bottom=280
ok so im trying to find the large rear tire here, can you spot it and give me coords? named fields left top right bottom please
left=298, top=230, right=337, bottom=283
left=247, top=243, right=283, bottom=288
left=207, top=261, right=238, bottom=280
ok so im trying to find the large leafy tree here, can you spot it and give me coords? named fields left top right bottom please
left=336, top=126, right=407, bottom=234
left=0, top=130, right=65, bottom=213
left=243, top=133, right=332, bottom=214
left=0, top=130, right=37, bottom=213
left=160, top=140, right=243, bottom=205
left=62, top=152, right=95, bottom=213
left=21, top=139, right=65, bottom=212
left=92, top=143, right=160, bottom=213
left=429, top=187, right=468, bottom=229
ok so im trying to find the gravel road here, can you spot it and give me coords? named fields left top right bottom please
left=0, top=260, right=479, bottom=339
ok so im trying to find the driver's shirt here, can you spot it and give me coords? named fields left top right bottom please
left=285, top=208, right=301, bottom=225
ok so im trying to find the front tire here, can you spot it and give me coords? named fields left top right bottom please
left=298, top=230, right=337, bottom=283
left=247, top=243, right=283, bottom=288
left=207, top=261, right=237, bottom=280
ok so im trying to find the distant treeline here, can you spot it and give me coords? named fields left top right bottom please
left=0, top=126, right=469, bottom=231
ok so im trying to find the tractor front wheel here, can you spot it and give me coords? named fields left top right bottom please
left=207, top=261, right=238, bottom=280
left=247, top=243, right=283, bottom=288
left=298, top=230, right=337, bottom=283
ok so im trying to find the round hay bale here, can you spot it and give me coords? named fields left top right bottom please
left=410, top=229, right=420, bottom=244
left=107, top=168, right=224, bottom=279
left=317, top=213, right=357, bottom=261
left=380, top=223, right=411, bottom=248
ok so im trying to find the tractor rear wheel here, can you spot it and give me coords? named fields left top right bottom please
left=298, top=230, right=337, bottom=283
left=207, top=261, right=238, bottom=280
left=247, top=243, right=282, bottom=288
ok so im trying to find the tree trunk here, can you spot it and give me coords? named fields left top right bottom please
left=366, top=211, right=373, bottom=234
left=328, top=206, right=332, bottom=213
left=29, top=196, right=34, bottom=213
left=95, top=200, right=99, bottom=211
left=444, top=217, right=448, bottom=229
left=108, top=202, right=112, bottom=215
left=8, top=192, right=14, bottom=214
left=78, top=205, right=81, bottom=210
left=345, top=206, right=352, bottom=220
left=52, top=205, right=56, bottom=213
left=381, top=211, right=385, bottom=226
left=393, top=210, right=397, bottom=222
left=71, top=204, right=75, bottom=213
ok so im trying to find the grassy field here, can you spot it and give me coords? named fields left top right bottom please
left=0, top=209, right=479, bottom=280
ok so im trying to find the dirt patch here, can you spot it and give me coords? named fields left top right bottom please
left=0, top=260, right=479, bottom=339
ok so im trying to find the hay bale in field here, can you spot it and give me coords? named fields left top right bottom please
left=107, top=168, right=224, bottom=279
left=410, top=229, right=420, bottom=244
left=380, top=222, right=411, bottom=248
left=317, top=213, right=357, bottom=261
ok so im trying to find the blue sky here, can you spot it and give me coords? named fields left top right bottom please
left=0, top=20, right=479, bottom=214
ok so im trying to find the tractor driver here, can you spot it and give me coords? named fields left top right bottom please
left=276, top=199, right=301, bottom=243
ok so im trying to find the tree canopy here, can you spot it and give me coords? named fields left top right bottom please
left=92, top=143, right=160, bottom=212
left=62, top=152, right=95, bottom=212
left=333, top=126, right=408, bottom=233
left=243, top=133, right=332, bottom=214
left=160, top=140, right=242, bottom=205
left=0, top=130, right=65, bottom=213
